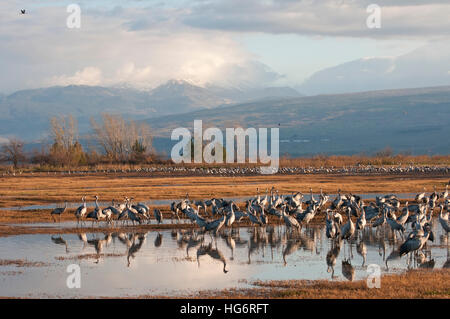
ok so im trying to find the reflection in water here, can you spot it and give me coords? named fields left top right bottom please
left=341, top=259, right=355, bottom=281
left=356, top=240, right=367, bottom=267
left=326, top=239, right=342, bottom=279
left=154, top=232, right=163, bottom=248
left=197, top=243, right=228, bottom=273
left=1, top=218, right=449, bottom=297
left=127, top=233, right=146, bottom=267
left=49, top=221, right=447, bottom=275
left=51, top=235, right=69, bottom=253
left=443, top=247, right=450, bottom=269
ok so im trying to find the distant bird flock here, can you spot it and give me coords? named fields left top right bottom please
left=3, top=164, right=449, bottom=177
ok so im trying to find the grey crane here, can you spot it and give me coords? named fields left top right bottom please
left=441, top=185, right=448, bottom=201
left=325, top=210, right=339, bottom=239
left=386, top=215, right=406, bottom=239
left=415, top=188, right=426, bottom=202
left=356, top=208, right=366, bottom=231
left=399, top=225, right=434, bottom=257
left=204, top=215, right=226, bottom=236
left=438, top=204, right=450, bottom=236
left=257, top=203, right=268, bottom=226
left=372, top=208, right=387, bottom=229
left=75, top=196, right=87, bottom=226
left=51, top=202, right=68, bottom=223
left=154, top=208, right=163, bottom=224
left=246, top=206, right=263, bottom=226
left=296, top=202, right=317, bottom=227
left=355, top=208, right=366, bottom=240
left=123, top=199, right=142, bottom=225
left=340, top=207, right=355, bottom=241
left=225, top=202, right=236, bottom=228
left=281, top=204, right=301, bottom=232
left=170, top=201, right=181, bottom=222
left=102, top=199, right=122, bottom=225
left=396, top=201, right=409, bottom=226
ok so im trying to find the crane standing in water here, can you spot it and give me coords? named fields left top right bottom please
left=154, top=208, right=163, bottom=224
left=51, top=202, right=68, bottom=223
left=75, top=196, right=87, bottom=226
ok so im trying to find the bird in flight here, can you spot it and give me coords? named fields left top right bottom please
left=20, top=9, right=26, bottom=14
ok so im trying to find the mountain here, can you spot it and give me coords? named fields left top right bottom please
left=0, top=85, right=153, bottom=140
left=146, top=80, right=231, bottom=114
left=299, top=43, right=450, bottom=95
left=143, top=85, right=450, bottom=156
left=206, top=84, right=302, bottom=102
left=0, top=81, right=301, bottom=141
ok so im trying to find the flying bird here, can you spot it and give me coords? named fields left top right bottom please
left=20, top=9, right=26, bottom=14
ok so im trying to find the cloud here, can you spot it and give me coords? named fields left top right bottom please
left=46, top=67, right=103, bottom=86
left=1, top=0, right=449, bottom=94
left=0, top=2, right=281, bottom=92
left=299, top=41, right=450, bottom=94
left=182, top=0, right=450, bottom=39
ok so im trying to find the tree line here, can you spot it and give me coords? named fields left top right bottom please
left=0, top=113, right=159, bottom=168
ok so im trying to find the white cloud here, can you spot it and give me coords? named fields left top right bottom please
left=0, top=2, right=281, bottom=93
left=183, top=0, right=450, bottom=39
left=46, top=67, right=103, bottom=86
left=0, top=1, right=449, bottom=93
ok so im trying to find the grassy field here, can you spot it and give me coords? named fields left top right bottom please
left=0, top=172, right=448, bottom=225
left=180, top=269, right=450, bottom=299
left=0, top=171, right=448, bottom=299
left=0, top=173, right=448, bottom=208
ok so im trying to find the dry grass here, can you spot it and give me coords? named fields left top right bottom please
left=170, top=269, right=450, bottom=299
left=280, top=154, right=450, bottom=167
left=0, top=259, right=50, bottom=268
left=0, top=173, right=448, bottom=210
left=54, top=253, right=125, bottom=261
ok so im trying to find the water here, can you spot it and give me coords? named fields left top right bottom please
left=0, top=193, right=418, bottom=211
left=7, top=219, right=192, bottom=229
left=0, top=221, right=448, bottom=298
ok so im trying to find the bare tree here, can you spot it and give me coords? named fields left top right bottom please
left=1, top=138, right=26, bottom=168
left=90, top=113, right=152, bottom=163
left=49, top=115, right=84, bottom=166
left=50, top=115, right=77, bottom=151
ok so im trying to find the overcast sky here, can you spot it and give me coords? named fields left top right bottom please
left=1, top=0, right=449, bottom=94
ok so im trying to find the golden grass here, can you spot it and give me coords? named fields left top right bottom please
left=280, top=154, right=450, bottom=167
left=0, top=259, right=50, bottom=268
left=0, top=173, right=448, bottom=210
left=173, top=269, right=450, bottom=299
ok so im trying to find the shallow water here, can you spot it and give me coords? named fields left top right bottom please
left=0, top=193, right=417, bottom=211
left=0, top=219, right=448, bottom=298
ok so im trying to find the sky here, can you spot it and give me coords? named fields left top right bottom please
left=0, top=0, right=449, bottom=94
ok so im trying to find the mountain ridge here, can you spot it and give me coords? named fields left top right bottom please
left=0, top=81, right=302, bottom=140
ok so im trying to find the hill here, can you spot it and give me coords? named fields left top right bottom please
left=144, top=86, right=450, bottom=156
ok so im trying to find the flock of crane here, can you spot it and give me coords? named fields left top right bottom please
left=4, top=164, right=449, bottom=178
left=50, top=185, right=449, bottom=261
